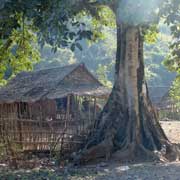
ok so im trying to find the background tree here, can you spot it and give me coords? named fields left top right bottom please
left=37, top=22, right=175, bottom=90
left=37, top=26, right=116, bottom=88
left=0, top=0, right=179, bottom=162
left=160, top=0, right=180, bottom=104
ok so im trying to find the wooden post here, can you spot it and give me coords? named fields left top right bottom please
left=28, top=102, right=32, bottom=119
left=88, top=97, right=91, bottom=131
left=93, top=97, right=97, bottom=123
left=77, top=96, right=81, bottom=133
left=59, top=95, right=70, bottom=156
left=81, top=96, right=84, bottom=133
left=74, top=95, right=78, bottom=134
left=67, top=94, right=70, bottom=134
left=17, top=103, right=23, bottom=149
left=66, top=95, right=70, bottom=127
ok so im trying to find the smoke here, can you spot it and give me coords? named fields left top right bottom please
left=117, top=0, right=163, bottom=25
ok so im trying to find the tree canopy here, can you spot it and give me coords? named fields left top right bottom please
left=0, top=0, right=180, bottom=101
left=0, top=0, right=177, bottom=83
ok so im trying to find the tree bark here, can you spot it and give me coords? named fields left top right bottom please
left=74, top=22, right=179, bottom=164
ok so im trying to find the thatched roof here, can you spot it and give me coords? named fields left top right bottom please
left=148, top=86, right=177, bottom=109
left=148, top=86, right=170, bottom=104
left=0, top=63, right=110, bottom=103
left=155, top=90, right=176, bottom=110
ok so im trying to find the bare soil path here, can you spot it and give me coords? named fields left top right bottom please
left=160, top=121, right=180, bottom=144
left=69, top=161, right=180, bottom=180
left=1, top=161, right=180, bottom=180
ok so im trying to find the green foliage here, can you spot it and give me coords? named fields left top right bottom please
left=37, top=22, right=174, bottom=89
left=96, top=64, right=112, bottom=88
left=144, top=25, right=158, bottom=44
left=144, top=23, right=175, bottom=86
left=145, top=63, right=159, bottom=81
left=169, top=76, right=180, bottom=106
left=36, top=45, right=75, bottom=70
left=74, top=26, right=116, bottom=83
left=170, top=76, right=180, bottom=100
left=159, top=0, right=180, bottom=72
left=0, top=0, right=97, bottom=83
left=0, top=13, right=40, bottom=85
left=160, top=0, right=180, bottom=102
left=90, top=6, right=115, bottom=41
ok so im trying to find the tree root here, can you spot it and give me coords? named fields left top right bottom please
left=73, top=141, right=180, bottom=165
left=74, top=137, right=114, bottom=165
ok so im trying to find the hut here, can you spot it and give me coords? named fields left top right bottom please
left=156, top=91, right=180, bottom=121
left=0, top=63, right=109, bottom=152
left=149, top=86, right=180, bottom=121
left=148, top=86, right=170, bottom=105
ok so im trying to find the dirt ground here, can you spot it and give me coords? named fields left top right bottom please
left=1, top=121, right=180, bottom=180
left=69, top=162, right=180, bottom=180
left=160, top=121, right=180, bottom=144
left=1, top=160, right=180, bottom=180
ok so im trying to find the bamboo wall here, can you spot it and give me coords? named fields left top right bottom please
left=0, top=95, right=101, bottom=154
left=158, top=104, right=180, bottom=121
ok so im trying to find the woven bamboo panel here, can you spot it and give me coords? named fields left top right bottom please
left=0, top=117, right=88, bottom=153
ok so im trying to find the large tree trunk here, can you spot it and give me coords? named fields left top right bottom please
left=75, top=23, right=179, bottom=163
